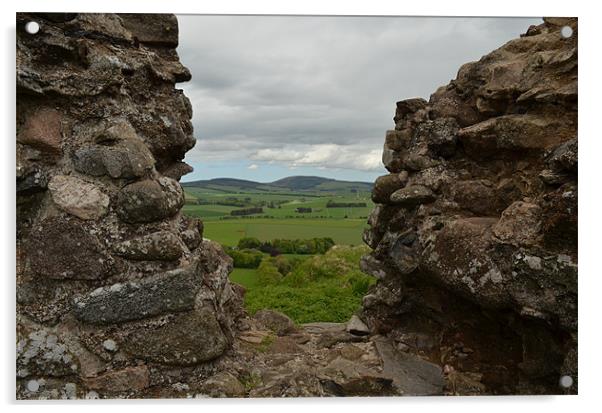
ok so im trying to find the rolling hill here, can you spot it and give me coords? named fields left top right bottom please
left=182, top=176, right=373, bottom=194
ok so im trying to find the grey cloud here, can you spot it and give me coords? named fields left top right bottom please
left=176, top=15, right=542, bottom=168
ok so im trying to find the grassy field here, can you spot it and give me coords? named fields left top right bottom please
left=230, top=268, right=261, bottom=289
left=183, top=182, right=373, bottom=246
left=201, top=218, right=367, bottom=246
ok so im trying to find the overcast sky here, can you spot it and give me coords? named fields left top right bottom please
left=176, top=15, right=541, bottom=183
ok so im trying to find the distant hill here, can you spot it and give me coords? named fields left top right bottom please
left=182, top=176, right=373, bottom=194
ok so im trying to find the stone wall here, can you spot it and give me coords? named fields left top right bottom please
left=16, top=13, right=244, bottom=399
left=361, top=18, right=577, bottom=395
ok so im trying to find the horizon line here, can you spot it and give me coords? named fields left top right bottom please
left=180, top=174, right=374, bottom=185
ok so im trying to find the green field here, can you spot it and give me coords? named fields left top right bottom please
left=200, top=218, right=367, bottom=246
left=182, top=176, right=373, bottom=247
left=230, top=268, right=260, bottom=289
left=183, top=192, right=373, bottom=221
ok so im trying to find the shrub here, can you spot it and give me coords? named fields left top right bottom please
left=231, top=207, right=263, bottom=216
left=224, top=247, right=264, bottom=268
left=238, top=237, right=261, bottom=250
left=242, top=245, right=375, bottom=323
left=256, top=259, right=283, bottom=285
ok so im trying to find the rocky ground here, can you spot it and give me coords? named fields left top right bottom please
left=138, top=310, right=449, bottom=398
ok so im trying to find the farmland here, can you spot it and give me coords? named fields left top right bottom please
left=181, top=176, right=375, bottom=323
left=182, top=176, right=374, bottom=247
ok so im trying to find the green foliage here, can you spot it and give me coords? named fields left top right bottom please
left=238, top=237, right=262, bottom=250
left=256, top=334, right=276, bottom=353
left=224, top=247, right=263, bottom=268
left=326, top=200, right=367, bottom=208
left=256, top=259, right=283, bottom=285
left=261, top=237, right=336, bottom=255
left=243, top=245, right=375, bottom=323
left=239, top=372, right=262, bottom=392
left=230, top=207, right=263, bottom=216
left=245, top=279, right=365, bottom=323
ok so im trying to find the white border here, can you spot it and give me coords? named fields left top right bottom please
left=2, top=1, right=600, bottom=412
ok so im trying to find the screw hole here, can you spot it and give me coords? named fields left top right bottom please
left=560, top=26, right=573, bottom=38
left=24, top=21, right=40, bottom=35
left=559, top=375, right=573, bottom=388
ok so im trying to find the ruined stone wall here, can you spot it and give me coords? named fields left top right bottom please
left=361, top=18, right=577, bottom=395
left=16, top=13, right=244, bottom=399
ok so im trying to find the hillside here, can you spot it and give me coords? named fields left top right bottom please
left=182, top=175, right=373, bottom=194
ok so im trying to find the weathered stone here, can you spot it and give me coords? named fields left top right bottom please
left=17, top=328, right=78, bottom=378
left=238, top=330, right=270, bottom=344
left=83, top=366, right=150, bottom=393
left=124, top=308, right=228, bottom=365
left=317, top=331, right=366, bottom=348
left=346, top=315, right=370, bottom=336
left=539, top=169, right=571, bottom=186
left=73, top=123, right=155, bottom=179
left=511, top=251, right=577, bottom=330
left=429, top=85, right=481, bottom=127
left=390, top=185, right=435, bottom=207
left=359, top=254, right=388, bottom=279
left=116, top=177, right=184, bottom=223
left=112, top=231, right=184, bottom=261
left=458, top=115, right=575, bottom=158
left=180, top=229, right=201, bottom=250
left=338, top=344, right=366, bottom=361
left=33, top=13, right=78, bottom=23
left=422, top=218, right=507, bottom=306
left=385, top=129, right=412, bottom=151
left=254, top=309, right=295, bottom=336
left=493, top=201, right=542, bottom=246
left=387, top=232, right=420, bottom=274
left=119, top=14, right=179, bottom=47
left=382, top=145, right=404, bottom=173
left=320, top=357, right=396, bottom=396
left=66, top=13, right=133, bottom=42
left=48, top=175, right=109, bottom=220
left=373, top=337, right=444, bottom=396
left=451, top=180, right=502, bottom=215
left=17, top=108, right=63, bottom=155
left=16, top=165, right=48, bottom=195
left=268, top=336, right=304, bottom=354
left=73, top=266, right=200, bottom=324
left=27, top=217, right=112, bottom=280
left=416, top=117, right=459, bottom=158
left=179, top=216, right=203, bottom=251
left=540, top=184, right=577, bottom=251
left=371, top=174, right=405, bottom=204
left=201, top=371, right=245, bottom=397
left=394, top=98, right=428, bottom=119
left=548, top=138, right=577, bottom=173
left=401, top=153, right=439, bottom=171
left=160, top=161, right=193, bottom=181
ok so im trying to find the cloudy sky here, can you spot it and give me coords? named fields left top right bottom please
left=176, top=15, right=541, bottom=183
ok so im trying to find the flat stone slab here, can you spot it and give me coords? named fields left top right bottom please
left=373, top=337, right=445, bottom=396
left=72, top=267, right=200, bottom=325
left=301, top=322, right=346, bottom=334
left=124, top=308, right=228, bottom=365
left=238, top=330, right=270, bottom=344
